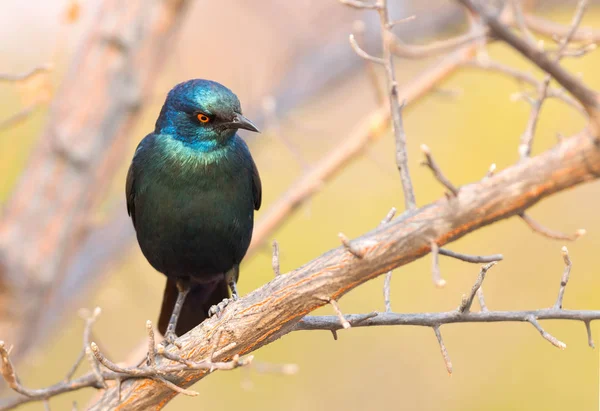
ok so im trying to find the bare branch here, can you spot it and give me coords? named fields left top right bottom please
left=433, top=326, right=453, bottom=375
left=468, top=59, right=586, bottom=116
left=338, top=232, right=365, bottom=258
left=510, top=0, right=537, bottom=45
left=0, top=104, right=38, bottom=132
left=383, top=272, right=393, bottom=313
left=520, top=213, right=586, bottom=241
left=0, top=64, right=52, bottom=82
left=476, top=287, right=488, bottom=312
left=438, top=249, right=503, bottom=264
left=517, top=0, right=589, bottom=160
left=339, top=0, right=379, bottom=10
left=391, top=30, right=484, bottom=59
left=520, top=13, right=600, bottom=43
left=430, top=241, right=446, bottom=288
left=348, top=34, right=385, bottom=64
left=518, top=76, right=550, bottom=160
left=585, top=321, right=595, bottom=349
left=344, top=0, right=419, bottom=210
left=458, top=262, right=497, bottom=313
left=527, top=316, right=566, bottom=349
left=554, top=246, right=572, bottom=310
left=272, top=240, right=281, bottom=276
left=420, top=144, right=459, bottom=196
left=486, top=163, right=496, bottom=179
left=146, top=321, right=156, bottom=367
left=329, top=299, right=351, bottom=330
left=457, top=0, right=600, bottom=119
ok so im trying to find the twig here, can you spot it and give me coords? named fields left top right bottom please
left=585, top=321, right=595, bottom=349
left=518, top=76, right=550, bottom=160
left=468, top=59, right=586, bottom=116
left=517, top=0, right=589, bottom=160
left=83, top=308, right=106, bottom=389
left=338, top=233, right=365, bottom=258
left=458, top=262, right=498, bottom=313
left=520, top=213, right=586, bottom=241
left=329, top=299, right=351, bottom=330
left=438, top=249, right=502, bottom=263
left=272, top=240, right=281, bottom=276
left=0, top=104, right=38, bottom=132
left=485, top=163, right=496, bottom=179
left=146, top=320, right=156, bottom=367
left=457, top=0, right=600, bottom=118
left=430, top=241, right=446, bottom=287
left=391, top=30, right=484, bottom=59
left=339, top=0, right=379, bottom=10
left=510, top=0, right=537, bottom=45
left=152, top=376, right=198, bottom=397
left=476, top=287, right=488, bottom=312
left=297, top=310, right=600, bottom=330
left=353, top=20, right=385, bottom=104
left=379, top=207, right=396, bottom=312
left=520, top=13, right=600, bottom=43
left=348, top=34, right=385, bottom=65
left=527, top=315, right=566, bottom=349
left=0, top=64, right=52, bottom=82
left=554, top=246, right=572, bottom=310
left=420, top=144, right=459, bottom=196
left=382, top=272, right=393, bottom=313
left=433, top=326, right=453, bottom=375
left=343, top=0, right=418, bottom=210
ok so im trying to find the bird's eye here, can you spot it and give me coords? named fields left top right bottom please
left=196, top=113, right=211, bottom=123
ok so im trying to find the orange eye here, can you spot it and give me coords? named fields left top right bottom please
left=197, top=113, right=210, bottom=123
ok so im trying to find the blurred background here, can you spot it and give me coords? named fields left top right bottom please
left=1, top=0, right=600, bottom=410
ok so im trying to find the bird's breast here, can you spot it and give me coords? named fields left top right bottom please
left=133, top=138, right=255, bottom=277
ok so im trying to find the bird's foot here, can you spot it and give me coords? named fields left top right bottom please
left=208, top=295, right=237, bottom=318
left=160, top=331, right=182, bottom=349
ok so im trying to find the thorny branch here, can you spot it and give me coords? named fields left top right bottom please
left=2, top=2, right=600, bottom=410
left=457, top=0, right=600, bottom=126
left=343, top=0, right=417, bottom=210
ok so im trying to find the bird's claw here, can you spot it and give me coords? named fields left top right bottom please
left=208, top=297, right=234, bottom=318
left=161, top=331, right=182, bottom=349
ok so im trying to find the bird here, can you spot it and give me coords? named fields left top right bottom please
left=125, top=79, right=261, bottom=344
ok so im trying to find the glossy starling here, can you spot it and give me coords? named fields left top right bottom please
left=126, top=79, right=261, bottom=343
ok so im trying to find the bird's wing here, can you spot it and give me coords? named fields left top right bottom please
left=250, top=156, right=262, bottom=211
left=125, top=160, right=137, bottom=229
left=126, top=137, right=150, bottom=229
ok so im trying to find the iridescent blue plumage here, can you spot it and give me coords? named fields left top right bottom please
left=126, top=79, right=261, bottom=339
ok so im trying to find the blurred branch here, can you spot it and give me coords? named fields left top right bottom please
left=81, top=126, right=600, bottom=409
left=341, top=0, right=417, bottom=210
left=466, top=59, right=586, bottom=116
left=519, top=12, right=600, bottom=43
left=514, top=0, right=589, bottom=160
left=0, top=104, right=39, bottom=132
left=0, top=64, right=52, bottom=82
left=457, top=0, right=600, bottom=129
left=519, top=212, right=586, bottom=241
left=248, top=45, right=477, bottom=256
left=0, top=0, right=192, bottom=362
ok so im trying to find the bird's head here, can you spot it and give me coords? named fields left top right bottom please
left=155, top=79, right=259, bottom=148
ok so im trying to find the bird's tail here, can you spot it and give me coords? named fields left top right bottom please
left=158, top=278, right=229, bottom=336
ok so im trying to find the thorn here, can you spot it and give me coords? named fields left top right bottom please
left=338, top=232, right=365, bottom=258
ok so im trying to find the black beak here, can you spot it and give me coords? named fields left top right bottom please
left=225, top=113, right=260, bottom=133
